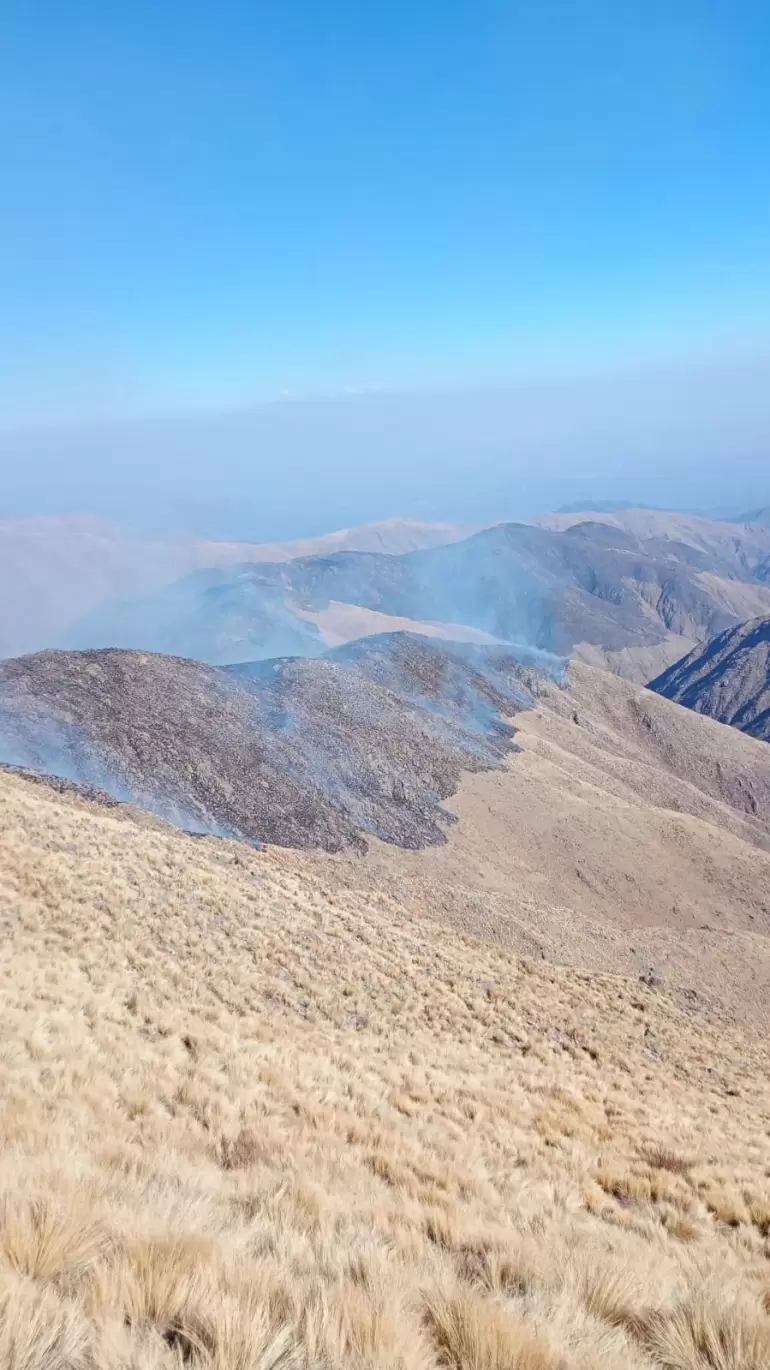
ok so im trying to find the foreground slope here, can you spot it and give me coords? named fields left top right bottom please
left=649, top=616, right=770, bottom=743
left=2, top=768, right=770, bottom=1369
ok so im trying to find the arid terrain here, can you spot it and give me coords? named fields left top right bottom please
left=6, top=509, right=770, bottom=681
left=5, top=0, right=770, bottom=1360
left=532, top=508, right=770, bottom=580
left=2, top=751, right=770, bottom=1369
left=322, top=659, right=770, bottom=1034
left=2, top=635, right=769, bottom=1033
left=3, top=515, right=770, bottom=1368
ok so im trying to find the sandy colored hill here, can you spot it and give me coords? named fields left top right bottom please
left=292, top=598, right=504, bottom=648
left=197, top=517, right=479, bottom=565
left=650, top=616, right=770, bottom=743
left=2, top=763, right=770, bottom=1369
left=570, top=633, right=700, bottom=685
left=3, top=634, right=770, bottom=1032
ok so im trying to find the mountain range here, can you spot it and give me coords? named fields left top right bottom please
left=2, top=628, right=769, bottom=1027
left=65, top=513, right=770, bottom=682
left=5, top=508, right=770, bottom=686
left=736, top=505, right=770, bottom=524
left=532, top=505, right=770, bottom=576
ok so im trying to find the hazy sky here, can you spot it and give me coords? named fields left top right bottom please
left=1, top=2, right=769, bottom=532
left=1, top=358, right=768, bottom=538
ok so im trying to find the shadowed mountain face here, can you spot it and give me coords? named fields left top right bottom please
left=0, top=635, right=560, bottom=851
left=649, top=616, right=770, bottom=743
left=66, top=519, right=770, bottom=670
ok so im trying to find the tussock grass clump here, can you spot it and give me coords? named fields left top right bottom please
left=642, top=1293, right=770, bottom=1370
left=1, top=770, right=770, bottom=1368
left=423, top=1288, right=561, bottom=1370
left=639, top=1145, right=694, bottom=1176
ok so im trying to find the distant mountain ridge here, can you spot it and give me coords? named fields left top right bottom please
left=68, top=516, right=770, bottom=681
left=555, top=499, right=651, bottom=514
left=0, top=515, right=475, bottom=658
left=532, top=506, right=770, bottom=579
left=5, top=506, right=770, bottom=680
left=649, top=615, right=770, bottom=743
left=200, top=516, right=480, bottom=563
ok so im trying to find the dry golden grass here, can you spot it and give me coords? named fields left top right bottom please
left=323, top=661, right=770, bottom=1034
left=2, top=768, right=770, bottom=1368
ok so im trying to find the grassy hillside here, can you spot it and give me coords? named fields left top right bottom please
left=2, top=769, right=770, bottom=1368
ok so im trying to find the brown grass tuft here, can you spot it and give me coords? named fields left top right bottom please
left=423, top=1288, right=561, bottom=1370
left=0, top=1198, right=109, bottom=1285
left=218, top=1128, right=265, bottom=1171
left=0, top=1273, right=95, bottom=1370
left=642, top=1294, right=770, bottom=1370
left=640, top=1145, right=694, bottom=1176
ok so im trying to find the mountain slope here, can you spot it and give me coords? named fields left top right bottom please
left=0, top=637, right=549, bottom=851
left=3, top=634, right=770, bottom=1032
left=533, top=506, right=770, bottom=581
left=67, top=519, right=770, bottom=678
left=649, top=616, right=770, bottom=742
left=323, top=656, right=770, bottom=1033
left=2, top=753, right=770, bottom=1369
left=199, top=515, right=479, bottom=563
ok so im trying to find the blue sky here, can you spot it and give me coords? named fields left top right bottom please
left=1, top=2, right=769, bottom=531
